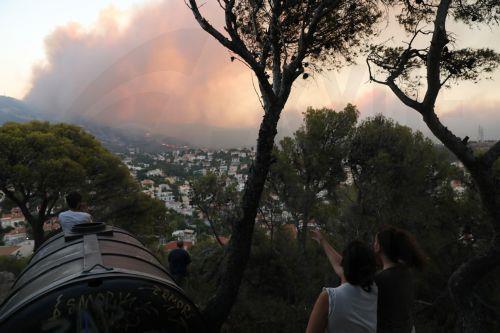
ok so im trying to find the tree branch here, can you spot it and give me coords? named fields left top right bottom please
left=46, top=195, right=60, bottom=217
left=186, top=0, right=234, bottom=51
left=38, top=195, right=49, bottom=222
left=423, top=0, right=452, bottom=108
left=186, top=0, right=275, bottom=100
left=281, top=0, right=341, bottom=100
left=270, top=1, right=282, bottom=94
left=198, top=205, right=225, bottom=248
left=387, top=80, right=424, bottom=111
left=482, top=140, right=500, bottom=167
left=1, top=187, right=35, bottom=223
left=366, top=57, right=424, bottom=111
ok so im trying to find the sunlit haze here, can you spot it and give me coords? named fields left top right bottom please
left=1, top=0, right=499, bottom=147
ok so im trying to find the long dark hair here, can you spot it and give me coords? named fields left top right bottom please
left=376, top=225, right=426, bottom=271
left=341, top=241, right=377, bottom=292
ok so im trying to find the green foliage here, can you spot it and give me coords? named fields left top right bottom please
left=348, top=115, right=453, bottom=227
left=163, top=209, right=191, bottom=235
left=186, top=228, right=338, bottom=333
left=0, top=197, right=16, bottom=212
left=232, top=0, right=384, bottom=70
left=184, top=112, right=499, bottom=331
left=99, top=192, right=168, bottom=246
left=0, top=121, right=93, bottom=196
left=368, top=1, right=500, bottom=98
left=0, top=256, right=30, bottom=277
left=258, top=184, right=287, bottom=241
left=0, top=225, right=14, bottom=245
left=0, top=121, right=167, bottom=248
left=345, top=115, right=498, bottom=331
left=271, top=105, right=358, bottom=240
left=452, top=0, right=500, bottom=25
left=189, top=173, right=240, bottom=240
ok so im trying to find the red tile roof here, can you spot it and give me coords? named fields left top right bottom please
left=282, top=224, right=298, bottom=239
left=216, top=236, right=230, bottom=245
left=0, top=246, right=21, bottom=256
left=164, top=241, right=193, bottom=251
left=43, top=220, right=60, bottom=231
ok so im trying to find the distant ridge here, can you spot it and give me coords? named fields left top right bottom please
left=0, top=96, right=189, bottom=152
left=0, top=96, right=45, bottom=123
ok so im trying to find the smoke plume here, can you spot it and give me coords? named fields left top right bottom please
left=24, top=0, right=500, bottom=147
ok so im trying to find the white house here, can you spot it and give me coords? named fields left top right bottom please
left=157, top=191, right=175, bottom=202
left=172, top=229, right=196, bottom=243
left=146, top=169, right=164, bottom=177
left=158, top=183, right=171, bottom=191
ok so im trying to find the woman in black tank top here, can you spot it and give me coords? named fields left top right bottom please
left=373, top=226, right=426, bottom=333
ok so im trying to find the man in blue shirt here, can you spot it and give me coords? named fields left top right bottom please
left=58, top=192, right=92, bottom=233
left=168, top=240, right=191, bottom=284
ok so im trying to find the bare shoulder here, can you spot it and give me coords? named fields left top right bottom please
left=317, top=290, right=329, bottom=310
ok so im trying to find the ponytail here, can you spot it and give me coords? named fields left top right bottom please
left=377, top=225, right=426, bottom=270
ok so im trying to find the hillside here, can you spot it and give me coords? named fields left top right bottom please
left=0, top=96, right=44, bottom=123
left=0, top=96, right=189, bottom=152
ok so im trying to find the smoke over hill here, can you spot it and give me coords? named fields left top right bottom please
left=21, top=1, right=500, bottom=147
left=23, top=1, right=270, bottom=148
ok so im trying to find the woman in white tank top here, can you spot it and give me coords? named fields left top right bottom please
left=307, top=231, right=378, bottom=333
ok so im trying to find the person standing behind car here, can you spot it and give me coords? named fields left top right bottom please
left=168, top=240, right=191, bottom=284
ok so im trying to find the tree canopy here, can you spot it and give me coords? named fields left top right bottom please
left=271, top=105, right=358, bottom=246
left=349, top=115, right=453, bottom=227
left=190, top=172, right=239, bottom=245
left=0, top=121, right=166, bottom=249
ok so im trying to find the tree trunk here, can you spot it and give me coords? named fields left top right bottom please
left=448, top=236, right=500, bottom=333
left=299, top=217, right=309, bottom=250
left=206, top=215, right=224, bottom=248
left=31, top=218, right=45, bottom=251
left=201, top=104, right=282, bottom=332
left=448, top=174, right=500, bottom=333
left=419, top=106, right=500, bottom=332
left=298, top=195, right=312, bottom=250
left=270, top=223, right=274, bottom=243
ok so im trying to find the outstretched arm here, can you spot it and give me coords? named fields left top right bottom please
left=311, top=229, right=345, bottom=283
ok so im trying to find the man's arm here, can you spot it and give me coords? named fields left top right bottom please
left=311, top=229, right=345, bottom=283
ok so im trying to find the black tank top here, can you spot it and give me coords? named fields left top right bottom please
left=375, top=265, right=414, bottom=333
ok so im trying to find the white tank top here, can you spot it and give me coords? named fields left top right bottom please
left=325, top=283, right=378, bottom=333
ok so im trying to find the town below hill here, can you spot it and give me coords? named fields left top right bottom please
left=124, top=147, right=254, bottom=213
left=0, top=133, right=488, bottom=254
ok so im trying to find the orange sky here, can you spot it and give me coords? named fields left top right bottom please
left=5, top=0, right=499, bottom=146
